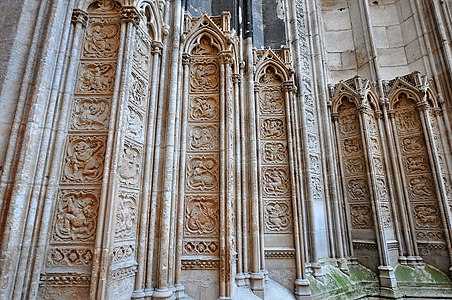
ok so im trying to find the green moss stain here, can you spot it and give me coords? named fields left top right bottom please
left=395, top=264, right=450, bottom=284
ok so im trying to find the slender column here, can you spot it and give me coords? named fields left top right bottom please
left=283, top=82, right=307, bottom=296
left=233, top=73, right=246, bottom=286
left=244, top=37, right=264, bottom=297
left=153, top=1, right=182, bottom=298
left=133, top=41, right=163, bottom=298
left=331, top=113, right=354, bottom=257
left=173, top=53, right=190, bottom=299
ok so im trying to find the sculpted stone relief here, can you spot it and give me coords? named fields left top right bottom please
left=394, top=94, right=444, bottom=242
left=82, top=18, right=120, bottom=59
left=47, top=247, right=94, bottom=267
left=125, top=105, right=144, bottom=143
left=62, top=136, right=106, bottom=183
left=77, top=63, right=116, bottom=93
left=118, top=142, right=142, bottom=188
left=129, top=72, right=148, bottom=110
left=337, top=97, right=373, bottom=231
left=185, top=196, right=219, bottom=236
left=189, top=96, right=219, bottom=121
left=183, top=35, right=221, bottom=262
left=45, top=6, right=120, bottom=294
left=52, top=189, right=99, bottom=242
left=186, top=155, right=219, bottom=192
left=190, top=59, right=219, bottom=92
left=71, top=97, right=111, bottom=131
left=264, top=200, right=292, bottom=233
left=257, top=65, right=294, bottom=235
left=115, top=192, right=138, bottom=240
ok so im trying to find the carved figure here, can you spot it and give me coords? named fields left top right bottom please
left=259, top=90, right=284, bottom=114
left=413, top=204, right=440, bottom=227
left=263, top=167, right=289, bottom=196
left=63, top=137, right=105, bottom=183
left=410, top=176, right=433, bottom=198
left=347, top=178, right=368, bottom=200
left=263, top=142, right=287, bottom=163
left=78, top=63, right=115, bottom=93
left=190, top=96, right=218, bottom=120
left=187, top=156, right=218, bottom=191
left=185, top=198, right=218, bottom=235
left=405, top=155, right=428, bottom=173
left=119, top=144, right=141, bottom=187
left=84, top=21, right=119, bottom=58
left=72, top=98, right=110, bottom=130
left=189, top=125, right=218, bottom=151
left=115, top=193, right=137, bottom=239
left=343, top=138, right=361, bottom=155
left=261, top=118, right=285, bottom=139
left=265, top=202, right=291, bottom=232
left=54, top=191, right=98, bottom=242
left=190, top=62, right=219, bottom=91
left=350, top=204, right=373, bottom=229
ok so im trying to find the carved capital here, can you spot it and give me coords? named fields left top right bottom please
left=219, top=51, right=233, bottom=65
left=433, top=108, right=443, bottom=117
left=72, top=9, right=88, bottom=27
left=357, top=104, right=371, bottom=115
left=331, top=113, right=339, bottom=122
left=120, top=6, right=140, bottom=25
left=232, top=74, right=241, bottom=84
left=151, top=41, right=163, bottom=55
left=415, top=100, right=429, bottom=111
left=388, top=110, right=395, bottom=119
left=375, top=110, right=383, bottom=120
left=283, top=81, right=296, bottom=93
left=182, top=53, right=191, bottom=65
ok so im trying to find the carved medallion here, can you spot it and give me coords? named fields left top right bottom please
left=52, top=189, right=99, bottom=242
left=190, top=60, right=219, bottom=92
left=342, top=138, right=362, bottom=156
left=261, top=118, right=286, bottom=139
left=345, top=157, right=365, bottom=175
left=262, top=142, right=287, bottom=164
left=347, top=178, right=369, bottom=201
left=76, top=63, right=116, bottom=93
left=400, top=135, right=423, bottom=154
left=186, top=155, right=219, bottom=192
left=71, top=97, right=111, bottom=131
left=118, top=142, right=142, bottom=188
left=189, top=96, right=219, bottom=121
left=115, top=191, right=138, bottom=240
left=409, top=175, right=434, bottom=199
left=83, top=18, right=120, bottom=58
left=62, top=135, right=106, bottom=183
left=350, top=204, right=373, bottom=229
left=184, top=196, right=219, bottom=236
left=113, top=244, right=135, bottom=263
left=412, top=203, right=441, bottom=228
left=262, top=167, right=290, bottom=197
left=404, top=154, right=429, bottom=174
left=259, top=89, right=285, bottom=115
left=264, top=200, right=292, bottom=233
left=338, top=110, right=359, bottom=135
left=188, top=125, right=219, bottom=151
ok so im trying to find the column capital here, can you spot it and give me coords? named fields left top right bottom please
left=232, top=74, right=241, bottom=84
left=151, top=41, right=164, bottom=55
left=120, top=6, right=140, bottom=25
left=72, top=9, right=88, bottom=27
left=219, top=51, right=233, bottom=65
left=182, top=53, right=191, bottom=65
left=283, top=81, right=296, bottom=93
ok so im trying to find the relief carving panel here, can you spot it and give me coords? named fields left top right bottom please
left=186, top=155, right=219, bottom=192
left=52, top=189, right=99, bottom=242
left=189, top=96, right=219, bottom=121
left=188, top=125, right=219, bottom=151
left=76, top=63, right=116, bottom=94
left=118, top=141, right=142, bottom=188
left=47, top=247, right=94, bottom=267
left=262, top=166, right=290, bottom=197
left=82, top=18, right=120, bottom=59
left=62, top=135, right=106, bottom=183
left=71, top=97, right=111, bottom=131
left=115, top=191, right=138, bottom=240
left=190, top=59, right=219, bottom=92
left=184, top=196, right=219, bottom=237
left=261, top=118, right=286, bottom=139
left=264, top=200, right=292, bottom=233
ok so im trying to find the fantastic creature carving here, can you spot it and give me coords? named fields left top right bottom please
left=350, top=204, right=373, bottom=229
left=264, top=201, right=292, bottom=232
left=186, top=155, right=219, bottom=192
left=77, top=63, right=116, bottom=93
left=263, top=142, right=287, bottom=164
left=259, top=89, right=285, bottom=115
left=115, top=192, right=138, bottom=240
left=261, top=118, right=286, bottom=139
left=262, top=167, right=290, bottom=196
left=189, top=96, right=219, bottom=121
left=53, top=190, right=99, bottom=242
left=119, top=142, right=142, bottom=187
left=62, top=136, right=106, bottom=183
left=188, top=125, right=219, bottom=151
left=83, top=18, right=120, bottom=58
left=185, top=196, right=219, bottom=236
left=190, top=60, right=219, bottom=92
left=413, top=204, right=441, bottom=228
left=71, top=98, right=110, bottom=131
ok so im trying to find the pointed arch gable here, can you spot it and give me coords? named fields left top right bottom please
left=254, top=50, right=291, bottom=83
left=183, top=15, right=230, bottom=54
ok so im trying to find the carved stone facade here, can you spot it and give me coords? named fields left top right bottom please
left=0, top=0, right=452, bottom=300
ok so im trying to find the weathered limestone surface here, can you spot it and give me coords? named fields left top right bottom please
left=0, top=0, right=451, bottom=299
